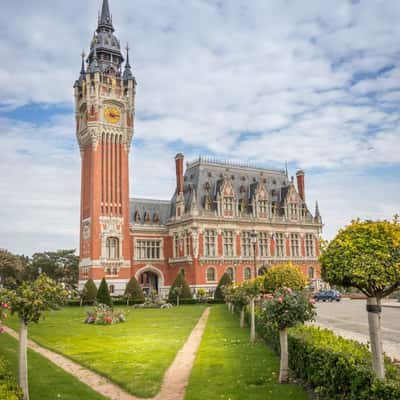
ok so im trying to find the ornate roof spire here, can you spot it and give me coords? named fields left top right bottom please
left=314, top=201, right=322, bottom=223
left=123, top=43, right=134, bottom=81
left=98, top=0, right=114, bottom=32
left=80, top=50, right=86, bottom=78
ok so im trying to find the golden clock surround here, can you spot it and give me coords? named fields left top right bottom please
left=104, top=107, right=121, bottom=124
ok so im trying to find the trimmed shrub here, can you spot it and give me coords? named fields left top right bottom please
left=168, top=272, right=192, bottom=303
left=96, top=278, right=112, bottom=306
left=262, top=262, right=307, bottom=293
left=254, top=313, right=400, bottom=400
left=82, top=279, right=97, bottom=304
left=214, top=272, right=232, bottom=301
left=0, top=357, right=23, bottom=400
left=124, top=276, right=145, bottom=305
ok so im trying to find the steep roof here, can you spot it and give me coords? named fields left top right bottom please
left=130, top=198, right=171, bottom=226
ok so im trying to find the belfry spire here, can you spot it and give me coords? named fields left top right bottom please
left=98, top=0, right=114, bottom=32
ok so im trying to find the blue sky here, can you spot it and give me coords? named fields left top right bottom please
left=0, top=0, right=399, bottom=256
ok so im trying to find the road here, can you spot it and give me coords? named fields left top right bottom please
left=313, top=299, right=400, bottom=360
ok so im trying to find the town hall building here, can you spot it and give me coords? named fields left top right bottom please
left=75, top=0, right=324, bottom=297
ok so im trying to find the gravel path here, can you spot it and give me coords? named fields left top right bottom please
left=3, top=307, right=210, bottom=400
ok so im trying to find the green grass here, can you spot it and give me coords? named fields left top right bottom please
left=5, top=305, right=205, bottom=398
left=185, top=305, right=310, bottom=400
left=0, top=333, right=106, bottom=400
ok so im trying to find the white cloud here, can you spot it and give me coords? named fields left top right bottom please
left=0, top=0, right=400, bottom=254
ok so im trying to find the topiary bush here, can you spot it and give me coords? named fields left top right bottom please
left=96, top=278, right=112, bottom=306
left=262, top=262, right=307, bottom=293
left=214, top=272, right=232, bottom=301
left=168, top=272, right=192, bottom=304
left=124, top=276, right=145, bottom=305
left=82, top=278, right=97, bottom=304
left=0, top=357, right=23, bottom=400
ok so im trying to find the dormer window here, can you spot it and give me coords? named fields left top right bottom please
left=134, top=210, right=141, bottom=223
left=144, top=212, right=151, bottom=224
left=259, top=199, right=268, bottom=215
left=224, top=197, right=233, bottom=212
left=289, top=203, right=298, bottom=219
left=153, top=213, right=160, bottom=224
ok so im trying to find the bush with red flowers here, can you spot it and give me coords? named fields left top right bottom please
left=84, top=303, right=125, bottom=325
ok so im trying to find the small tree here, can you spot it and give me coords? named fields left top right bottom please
left=320, top=218, right=400, bottom=379
left=124, top=276, right=145, bottom=305
left=0, top=275, right=67, bottom=400
left=262, top=263, right=307, bottom=293
left=82, top=279, right=97, bottom=305
left=230, top=285, right=249, bottom=328
left=261, top=289, right=316, bottom=383
left=240, top=279, right=261, bottom=342
left=168, top=272, right=192, bottom=304
left=97, top=278, right=112, bottom=306
left=214, top=272, right=232, bottom=301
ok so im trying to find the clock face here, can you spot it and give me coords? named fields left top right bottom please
left=104, top=107, right=121, bottom=124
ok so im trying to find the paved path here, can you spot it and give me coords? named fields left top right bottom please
left=4, top=307, right=210, bottom=400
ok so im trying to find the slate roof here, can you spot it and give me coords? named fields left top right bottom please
left=130, top=198, right=171, bottom=226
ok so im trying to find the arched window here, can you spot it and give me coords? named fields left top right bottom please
left=180, top=268, right=185, bottom=277
left=109, top=284, right=115, bottom=294
left=206, top=267, right=216, bottom=282
left=244, top=267, right=251, bottom=280
left=308, top=266, right=315, bottom=279
left=112, top=267, right=118, bottom=276
left=106, top=237, right=119, bottom=260
left=226, top=267, right=234, bottom=282
left=258, top=267, right=267, bottom=276
left=106, top=267, right=111, bottom=275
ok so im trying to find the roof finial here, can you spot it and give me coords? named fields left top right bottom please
left=285, top=161, right=288, bottom=177
left=98, top=0, right=114, bottom=32
left=126, top=43, right=131, bottom=67
left=80, top=50, right=86, bottom=77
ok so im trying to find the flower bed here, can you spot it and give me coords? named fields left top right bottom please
left=84, top=304, right=126, bottom=325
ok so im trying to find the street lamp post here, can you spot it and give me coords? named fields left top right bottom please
left=251, top=229, right=257, bottom=278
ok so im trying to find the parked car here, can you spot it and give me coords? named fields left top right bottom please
left=313, top=290, right=341, bottom=302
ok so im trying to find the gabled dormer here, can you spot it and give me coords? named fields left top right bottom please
left=217, top=175, right=236, bottom=217
left=282, top=178, right=303, bottom=221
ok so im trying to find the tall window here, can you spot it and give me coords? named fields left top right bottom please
left=259, top=232, right=269, bottom=257
left=275, top=233, right=285, bottom=257
left=109, top=284, right=115, bottom=294
left=106, top=237, right=119, bottom=260
left=223, top=231, right=234, bottom=256
left=185, top=232, right=191, bottom=256
left=290, top=233, right=300, bottom=257
left=224, top=197, right=233, bottom=212
left=244, top=267, right=251, bottom=280
left=259, top=200, right=268, bottom=214
left=241, top=231, right=252, bottom=256
left=204, top=230, right=216, bottom=257
left=305, top=233, right=315, bottom=257
left=289, top=203, right=298, bottom=219
left=135, top=240, right=162, bottom=260
left=206, top=267, right=216, bottom=282
left=82, top=267, right=89, bottom=279
left=174, top=233, right=179, bottom=257
left=226, top=267, right=234, bottom=281
left=308, top=266, right=315, bottom=279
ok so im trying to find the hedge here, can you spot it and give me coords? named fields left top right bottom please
left=254, top=310, right=400, bottom=400
left=0, top=357, right=23, bottom=400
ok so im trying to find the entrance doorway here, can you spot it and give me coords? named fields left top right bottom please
left=139, top=271, right=159, bottom=296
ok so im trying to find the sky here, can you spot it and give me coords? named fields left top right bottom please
left=0, top=0, right=399, bottom=256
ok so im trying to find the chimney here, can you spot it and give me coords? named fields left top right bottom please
left=175, top=153, right=184, bottom=194
left=296, top=170, right=305, bottom=201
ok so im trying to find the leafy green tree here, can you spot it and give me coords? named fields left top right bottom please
left=168, top=272, right=192, bottom=304
left=214, top=272, right=232, bottom=301
left=320, top=217, right=400, bottom=379
left=124, top=276, right=145, bottom=305
left=28, top=250, right=79, bottom=290
left=96, top=278, right=112, bottom=306
left=0, top=275, right=67, bottom=400
left=82, top=279, right=97, bottom=305
left=262, top=262, right=307, bottom=293
left=261, top=289, right=316, bottom=383
left=0, top=249, right=26, bottom=289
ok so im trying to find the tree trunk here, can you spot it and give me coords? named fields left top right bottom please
left=231, top=304, right=235, bottom=314
left=19, top=319, right=29, bottom=400
left=279, top=328, right=289, bottom=383
left=367, top=297, right=385, bottom=379
left=177, top=295, right=180, bottom=307
left=240, top=307, right=245, bottom=328
left=250, top=297, right=256, bottom=342
left=80, top=297, right=83, bottom=307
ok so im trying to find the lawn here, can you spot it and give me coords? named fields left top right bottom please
left=185, top=305, right=310, bottom=400
left=5, top=305, right=205, bottom=398
left=0, top=333, right=106, bottom=400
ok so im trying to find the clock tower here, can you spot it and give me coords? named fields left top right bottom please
left=74, top=0, right=136, bottom=287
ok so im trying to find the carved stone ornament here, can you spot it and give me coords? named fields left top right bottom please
left=82, top=221, right=91, bottom=240
left=191, top=229, right=199, bottom=258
